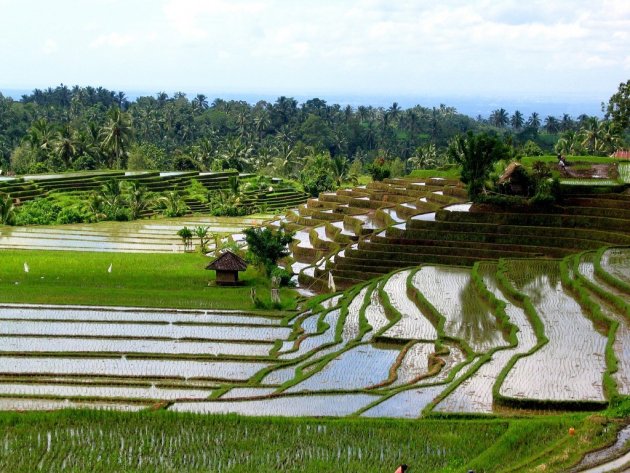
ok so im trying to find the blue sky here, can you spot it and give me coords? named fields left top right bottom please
left=0, top=0, right=628, bottom=104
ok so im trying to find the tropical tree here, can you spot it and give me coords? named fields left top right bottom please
left=543, top=116, right=560, bottom=134
left=243, top=227, right=295, bottom=275
left=100, top=106, right=133, bottom=168
left=510, top=111, right=524, bottom=130
left=0, top=193, right=15, bottom=225
left=606, top=79, right=630, bottom=132
left=53, top=125, right=78, bottom=168
left=192, top=94, right=209, bottom=112
left=194, top=225, right=210, bottom=253
left=489, top=108, right=509, bottom=128
left=125, top=181, right=153, bottom=219
left=526, top=112, right=541, bottom=130
left=408, top=144, right=439, bottom=170
left=177, top=226, right=194, bottom=251
left=555, top=130, right=583, bottom=155
left=160, top=191, right=189, bottom=217
left=580, top=117, right=604, bottom=155
left=331, top=155, right=357, bottom=187
left=447, top=132, right=510, bottom=199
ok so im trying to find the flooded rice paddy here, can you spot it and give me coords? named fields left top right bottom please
left=0, top=216, right=267, bottom=253
left=500, top=260, right=607, bottom=402
left=0, top=252, right=627, bottom=415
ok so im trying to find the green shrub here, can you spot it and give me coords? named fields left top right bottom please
left=56, top=206, right=90, bottom=224
left=271, top=266, right=294, bottom=287
left=14, top=199, right=61, bottom=225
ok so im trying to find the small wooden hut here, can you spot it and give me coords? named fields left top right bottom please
left=206, top=251, right=248, bottom=286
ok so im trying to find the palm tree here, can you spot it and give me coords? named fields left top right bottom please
left=194, top=226, right=210, bottom=253
left=100, top=106, right=133, bottom=168
left=253, top=111, right=270, bottom=140
left=387, top=102, right=401, bottom=125
left=490, top=108, right=509, bottom=128
left=97, top=179, right=126, bottom=219
left=53, top=125, right=78, bottom=169
left=510, top=110, right=524, bottom=130
left=580, top=117, right=603, bottom=154
left=526, top=112, right=541, bottom=130
left=0, top=193, right=15, bottom=225
left=544, top=116, right=560, bottom=134
left=24, top=118, right=58, bottom=162
left=125, top=181, right=153, bottom=220
left=560, top=114, right=575, bottom=132
left=331, top=155, right=357, bottom=187
left=160, top=191, right=189, bottom=217
left=408, top=144, right=438, bottom=170
left=555, top=130, right=582, bottom=155
left=177, top=226, right=194, bottom=251
left=192, top=94, right=209, bottom=112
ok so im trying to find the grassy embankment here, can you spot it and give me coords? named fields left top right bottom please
left=0, top=409, right=619, bottom=472
left=0, top=250, right=297, bottom=311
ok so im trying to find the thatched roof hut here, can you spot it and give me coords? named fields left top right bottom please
left=498, top=162, right=529, bottom=195
left=206, top=251, right=248, bottom=286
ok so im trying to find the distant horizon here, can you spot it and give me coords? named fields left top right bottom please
left=1, top=86, right=605, bottom=119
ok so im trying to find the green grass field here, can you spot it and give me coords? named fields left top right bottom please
left=0, top=409, right=615, bottom=473
left=0, top=250, right=297, bottom=311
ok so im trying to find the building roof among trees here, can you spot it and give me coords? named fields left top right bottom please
left=205, top=251, right=248, bottom=272
left=498, top=162, right=523, bottom=184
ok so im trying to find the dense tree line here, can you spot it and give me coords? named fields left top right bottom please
left=0, top=83, right=627, bottom=179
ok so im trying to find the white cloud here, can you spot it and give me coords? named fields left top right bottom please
left=90, top=32, right=136, bottom=48
left=41, top=38, right=58, bottom=55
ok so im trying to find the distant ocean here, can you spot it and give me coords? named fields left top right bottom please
left=0, top=88, right=604, bottom=119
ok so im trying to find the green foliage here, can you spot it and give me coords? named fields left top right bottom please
left=126, top=143, right=159, bottom=170
left=0, top=193, right=16, bottom=224
left=606, top=78, right=630, bottom=132
left=177, top=226, right=194, bottom=251
left=271, top=265, right=294, bottom=287
left=523, top=139, right=544, bottom=156
left=14, top=198, right=61, bottom=225
left=244, top=227, right=295, bottom=275
left=194, top=225, right=210, bottom=253
left=448, top=131, right=511, bottom=199
left=366, top=157, right=391, bottom=181
left=9, top=143, right=37, bottom=174
left=159, top=191, right=188, bottom=217
left=300, top=152, right=337, bottom=197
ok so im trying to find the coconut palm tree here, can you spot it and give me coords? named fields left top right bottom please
left=544, top=116, right=560, bottom=134
left=53, top=125, right=78, bottom=169
left=125, top=181, right=153, bottom=220
left=331, top=155, right=357, bottom=187
left=526, top=112, right=541, bottom=130
left=490, top=108, right=509, bottom=128
left=0, top=193, right=15, bottom=225
left=160, top=191, right=188, bottom=217
left=100, top=106, right=133, bottom=168
left=510, top=111, right=524, bottom=130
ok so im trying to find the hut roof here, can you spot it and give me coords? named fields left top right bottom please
left=206, top=251, right=248, bottom=272
left=498, top=162, right=522, bottom=184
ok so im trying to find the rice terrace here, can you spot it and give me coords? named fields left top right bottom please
left=0, top=156, right=629, bottom=471
left=1, top=76, right=630, bottom=471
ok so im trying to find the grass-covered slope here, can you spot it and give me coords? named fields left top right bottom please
left=0, top=250, right=296, bottom=310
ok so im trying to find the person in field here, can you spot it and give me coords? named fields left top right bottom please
left=394, top=464, right=408, bottom=473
